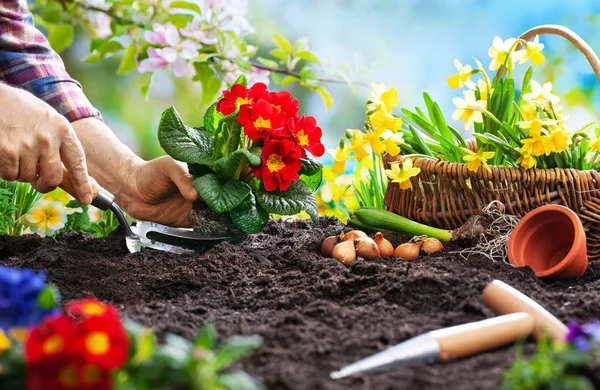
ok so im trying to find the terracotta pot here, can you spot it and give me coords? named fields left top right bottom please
left=507, top=205, right=588, bottom=279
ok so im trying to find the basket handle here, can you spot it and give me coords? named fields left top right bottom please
left=517, top=24, right=600, bottom=84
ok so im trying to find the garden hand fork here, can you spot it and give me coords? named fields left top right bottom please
left=59, top=168, right=229, bottom=254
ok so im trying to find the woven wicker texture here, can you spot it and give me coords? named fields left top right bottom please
left=383, top=25, right=600, bottom=260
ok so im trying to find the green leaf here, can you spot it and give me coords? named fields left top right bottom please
left=292, top=37, right=309, bottom=55
left=268, top=48, right=288, bottom=61
left=37, top=284, right=60, bottom=310
left=193, top=174, right=251, bottom=213
left=210, top=148, right=260, bottom=180
left=86, top=40, right=124, bottom=63
left=117, top=45, right=137, bottom=75
left=272, top=33, right=292, bottom=53
left=230, top=193, right=268, bottom=234
left=169, top=0, right=202, bottom=13
left=215, top=335, right=263, bottom=370
left=281, top=75, right=299, bottom=88
left=256, top=180, right=318, bottom=223
left=166, top=13, right=194, bottom=28
left=294, top=51, right=320, bottom=65
left=256, top=57, right=278, bottom=69
left=194, top=321, right=217, bottom=350
left=141, top=72, right=154, bottom=99
left=300, top=171, right=322, bottom=192
left=316, top=87, right=333, bottom=109
left=158, top=107, right=214, bottom=165
left=204, top=102, right=222, bottom=133
left=218, top=371, right=264, bottom=390
left=212, top=113, right=242, bottom=160
left=41, top=5, right=62, bottom=24
left=299, top=157, right=322, bottom=176
left=48, top=24, right=74, bottom=54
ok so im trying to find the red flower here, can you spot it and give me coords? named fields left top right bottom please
left=266, top=90, right=300, bottom=119
left=216, top=82, right=268, bottom=115
left=237, top=99, right=287, bottom=141
left=253, top=139, right=302, bottom=191
left=66, top=298, right=120, bottom=320
left=74, top=314, right=129, bottom=370
left=26, top=357, right=112, bottom=390
left=287, top=116, right=325, bottom=157
left=25, top=315, right=77, bottom=365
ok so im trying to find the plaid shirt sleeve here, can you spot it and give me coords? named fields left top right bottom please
left=0, top=0, right=102, bottom=122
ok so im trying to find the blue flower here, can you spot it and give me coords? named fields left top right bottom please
left=0, top=266, right=59, bottom=330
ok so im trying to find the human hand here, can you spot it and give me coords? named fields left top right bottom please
left=116, top=156, right=198, bottom=227
left=0, top=84, right=92, bottom=203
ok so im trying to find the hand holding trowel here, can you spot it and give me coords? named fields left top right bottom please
left=60, top=167, right=228, bottom=254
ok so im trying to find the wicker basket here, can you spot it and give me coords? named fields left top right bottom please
left=383, top=25, right=600, bottom=260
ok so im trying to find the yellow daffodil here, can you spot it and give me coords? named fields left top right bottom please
left=520, top=136, right=553, bottom=157
left=362, top=131, right=386, bottom=154
left=368, top=83, right=399, bottom=113
left=488, top=36, right=518, bottom=71
left=381, top=130, right=405, bottom=156
left=522, top=81, right=560, bottom=105
left=369, top=106, right=403, bottom=134
left=518, top=35, right=545, bottom=66
left=549, top=128, right=570, bottom=153
left=447, top=59, right=476, bottom=89
left=26, top=201, right=68, bottom=237
left=521, top=101, right=538, bottom=121
left=460, top=147, right=495, bottom=173
left=345, top=129, right=370, bottom=162
left=328, top=146, right=351, bottom=174
left=517, top=154, right=537, bottom=170
left=41, top=188, right=71, bottom=205
left=452, top=90, right=487, bottom=129
left=473, top=78, right=493, bottom=101
left=590, top=138, right=600, bottom=153
left=517, top=117, right=558, bottom=135
left=385, top=159, right=420, bottom=190
left=0, top=330, right=10, bottom=353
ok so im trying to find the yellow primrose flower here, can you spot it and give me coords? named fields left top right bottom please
left=41, top=188, right=71, bottom=206
left=460, top=147, right=495, bottom=173
left=381, top=130, right=405, bottom=156
left=522, top=81, right=560, bottom=106
left=368, top=83, right=399, bottom=113
left=549, top=128, right=570, bottom=153
left=328, top=146, right=351, bottom=175
left=517, top=154, right=537, bottom=170
left=369, top=106, right=403, bottom=134
left=518, top=35, right=545, bottom=66
left=590, top=138, right=600, bottom=153
left=26, top=200, right=68, bottom=237
left=447, top=59, right=476, bottom=89
left=384, top=159, right=420, bottom=190
left=345, top=129, right=370, bottom=162
left=452, top=90, right=487, bottom=129
left=488, top=36, right=518, bottom=71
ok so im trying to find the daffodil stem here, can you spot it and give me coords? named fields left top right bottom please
left=481, top=109, right=503, bottom=127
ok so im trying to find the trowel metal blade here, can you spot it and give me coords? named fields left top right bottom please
left=131, top=221, right=230, bottom=254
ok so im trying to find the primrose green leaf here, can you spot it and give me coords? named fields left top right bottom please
left=299, top=157, right=323, bottom=176
left=194, top=174, right=252, bottom=213
left=210, top=148, right=260, bottom=180
left=294, top=51, right=320, bottom=65
left=37, top=284, right=60, bottom=310
left=169, top=0, right=202, bottom=13
left=214, top=335, right=263, bottom=370
left=256, top=180, right=318, bottom=223
left=212, top=113, right=242, bottom=159
left=204, top=102, right=222, bottom=133
left=117, top=45, right=138, bottom=75
left=256, top=57, right=279, bottom=69
left=48, top=24, right=74, bottom=54
left=268, top=48, right=288, bottom=61
left=230, top=193, right=269, bottom=234
left=272, top=32, right=292, bottom=53
left=300, top=171, right=322, bottom=191
left=194, top=321, right=217, bottom=350
left=160, top=334, right=192, bottom=364
left=158, top=107, right=214, bottom=165
left=217, top=371, right=264, bottom=390
left=124, top=320, right=157, bottom=366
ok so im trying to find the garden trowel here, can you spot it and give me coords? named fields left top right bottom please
left=59, top=168, right=229, bottom=254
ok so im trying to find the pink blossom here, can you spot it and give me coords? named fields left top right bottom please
left=137, top=48, right=169, bottom=73
left=180, top=18, right=218, bottom=45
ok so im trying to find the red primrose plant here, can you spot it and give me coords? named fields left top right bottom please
left=158, top=76, right=325, bottom=233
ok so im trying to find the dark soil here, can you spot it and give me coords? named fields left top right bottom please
left=1, top=218, right=600, bottom=390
